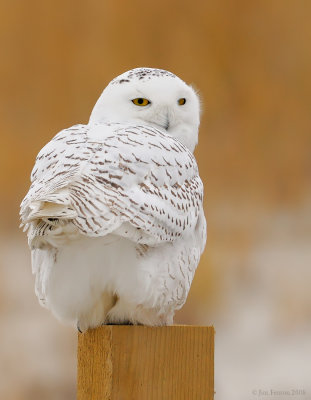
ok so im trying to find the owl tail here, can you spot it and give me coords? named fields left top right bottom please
left=26, top=201, right=77, bottom=221
left=21, top=187, right=77, bottom=222
left=20, top=192, right=79, bottom=250
left=31, top=246, right=56, bottom=308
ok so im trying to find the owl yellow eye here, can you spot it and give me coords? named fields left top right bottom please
left=132, top=98, right=150, bottom=106
left=178, top=98, right=186, bottom=105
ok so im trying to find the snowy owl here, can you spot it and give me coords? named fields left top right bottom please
left=20, top=68, right=206, bottom=331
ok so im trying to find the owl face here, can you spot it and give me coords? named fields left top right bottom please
left=89, top=68, right=201, bottom=152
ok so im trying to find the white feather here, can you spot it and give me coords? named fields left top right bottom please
left=20, top=68, right=206, bottom=330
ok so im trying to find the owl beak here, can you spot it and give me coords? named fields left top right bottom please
left=151, top=107, right=171, bottom=131
left=163, top=107, right=171, bottom=130
left=164, top=116, right=170, bottom=130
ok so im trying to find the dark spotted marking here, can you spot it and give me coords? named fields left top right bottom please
left=110, top=68, right=177, bottom=85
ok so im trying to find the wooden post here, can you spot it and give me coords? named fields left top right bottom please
left=78, top=325, right=214, bottom=400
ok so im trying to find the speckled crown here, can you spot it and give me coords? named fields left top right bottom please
left=110, top=68, right=177, bottom=85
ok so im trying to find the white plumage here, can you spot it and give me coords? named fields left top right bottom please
left=20, top=68, right=206, bottom=331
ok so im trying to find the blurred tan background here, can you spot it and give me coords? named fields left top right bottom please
left=1, top=1, right=310, bottom=399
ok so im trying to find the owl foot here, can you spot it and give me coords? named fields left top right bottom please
left=76, top=291, right=118, bottom=332
left=106, top=297, right=168, bottom=326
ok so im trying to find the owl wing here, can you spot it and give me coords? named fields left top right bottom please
left=21, top=122, right=205, bottom=249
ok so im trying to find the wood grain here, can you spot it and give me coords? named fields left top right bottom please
left=78, top=325, right=214, bottom=400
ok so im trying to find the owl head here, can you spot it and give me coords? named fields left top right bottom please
left=89, top=68, right=201, bottom=152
